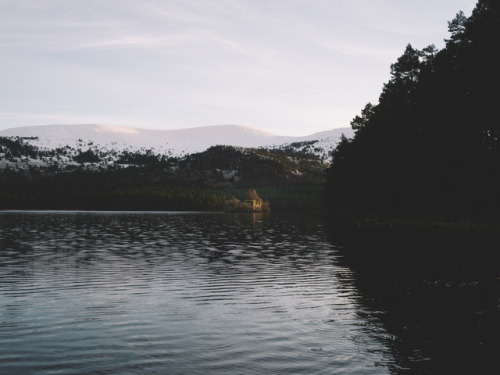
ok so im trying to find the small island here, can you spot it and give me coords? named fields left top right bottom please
left=224, top=189, right=271, bottom=213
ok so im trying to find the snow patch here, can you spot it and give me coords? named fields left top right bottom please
left=0, top=123, right=354, bottom=159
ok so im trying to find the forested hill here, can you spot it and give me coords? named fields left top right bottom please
left=0, top=143, right=327, bottom=212
left=0, top=122, right=350, bottom=211
left=325, top=0, right=500, bottom=219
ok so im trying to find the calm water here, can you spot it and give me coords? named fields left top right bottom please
left=0, top=212, right=497, bottom=374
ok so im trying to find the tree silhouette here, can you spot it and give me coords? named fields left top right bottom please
left=325, top=0, right=500, bottom=218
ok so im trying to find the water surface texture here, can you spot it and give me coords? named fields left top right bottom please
left=1, top=212, right=497, bottom=374
left=0, top=211, right=392, bottom=374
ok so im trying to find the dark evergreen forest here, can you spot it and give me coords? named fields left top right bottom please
left=0, top=144, right=325, bottom=212
left=325, top=0, right=500, bottom=219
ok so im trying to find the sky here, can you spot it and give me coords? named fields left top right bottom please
left=0, top=0, right=478, bottom=136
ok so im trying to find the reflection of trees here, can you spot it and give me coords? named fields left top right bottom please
left=329, top=228, right=498, bottom=374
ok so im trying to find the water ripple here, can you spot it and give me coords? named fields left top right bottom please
left=0, top=211, right=392, bottom=374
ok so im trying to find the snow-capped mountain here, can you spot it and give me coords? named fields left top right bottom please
left=0, top=124, right=353, bottom=156
left=0, top=124, right=354, bottom=174
left=0, top=124, right=354, bottom=210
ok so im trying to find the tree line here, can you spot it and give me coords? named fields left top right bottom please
left=325, top=0, right=500, bottom=219
left=0, top=145, right=325, bottom=212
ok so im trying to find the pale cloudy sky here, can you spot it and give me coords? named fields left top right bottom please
left=0, top=0, right=477, bottom=136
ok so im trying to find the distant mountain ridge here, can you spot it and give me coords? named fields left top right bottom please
left=0, top=124, right=349, bottom=211
left=0, top=124, right=353, bottom=156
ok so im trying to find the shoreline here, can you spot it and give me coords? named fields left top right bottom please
left=326, top=215, right=500, bottom=238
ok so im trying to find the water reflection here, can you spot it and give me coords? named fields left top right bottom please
left=330, top=227, right=499, bottom=374
left=1, top=211, right=394, bottom=375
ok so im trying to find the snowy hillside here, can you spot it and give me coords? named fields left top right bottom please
left=0, top=124, right=354, bottom=210
left=0, top=124, right=354, bottom=173
left=0, top=124, right=353, bottom=156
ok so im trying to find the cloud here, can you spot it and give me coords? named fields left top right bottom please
left=77, top=34, right=197, bottom=50
left=0, top=0, right=479, bottom=135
